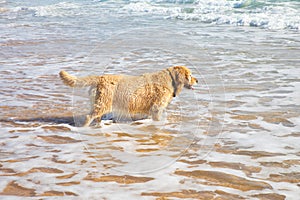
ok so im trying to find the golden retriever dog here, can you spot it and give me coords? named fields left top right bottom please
left=59, top=66, right=198, bottom=127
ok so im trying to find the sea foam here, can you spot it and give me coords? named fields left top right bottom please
left=122, top=0, right=300, bottom=30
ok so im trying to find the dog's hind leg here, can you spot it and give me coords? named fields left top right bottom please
left=84, top=99, right=112, bottom=127
left=83, top=102, right=109, bottom=127
left=83, top=114, right=95, bottom=127
left=83, top=110, right=105, bottom=127
left=84, top=83, right=114, bottom=127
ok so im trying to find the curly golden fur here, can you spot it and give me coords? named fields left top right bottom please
left=59, top=66, right=198, bottom=127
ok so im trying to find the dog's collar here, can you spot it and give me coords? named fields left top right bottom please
left=167, top=69, right=177, bottom=97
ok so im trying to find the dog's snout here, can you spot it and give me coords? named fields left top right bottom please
left=191, top=77, right=198, bottom=84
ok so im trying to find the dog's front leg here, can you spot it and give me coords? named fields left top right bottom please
left=150, top=105, right=164, bottom=121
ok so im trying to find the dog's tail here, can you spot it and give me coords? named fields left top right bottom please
left=59, top=70, right=100, bottom=87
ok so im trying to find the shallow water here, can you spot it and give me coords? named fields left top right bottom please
left=1, top=0, right=300, bottom=199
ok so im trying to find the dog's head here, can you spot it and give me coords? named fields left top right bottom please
left=172, top=66, right=198, bottom=90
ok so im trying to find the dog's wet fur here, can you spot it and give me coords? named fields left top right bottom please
left=59, top=66, right=198, bottom=127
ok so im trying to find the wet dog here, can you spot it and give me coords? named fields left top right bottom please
left=59, top=66, right=198, bottom=127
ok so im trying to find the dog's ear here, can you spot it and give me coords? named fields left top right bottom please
left=173, top=66, right=190, bottom=84
left=169, top=66, right=187, bottom=96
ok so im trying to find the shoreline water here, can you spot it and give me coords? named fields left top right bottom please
left=1, top=0, right=300, bottom=199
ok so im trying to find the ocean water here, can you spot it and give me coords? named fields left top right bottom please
left=0, top=0, right=300, bottom=199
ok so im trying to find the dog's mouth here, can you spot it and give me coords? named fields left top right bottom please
left=185, top=76, right=198, bottom=90
left=185, top=84, right=194, bottom=90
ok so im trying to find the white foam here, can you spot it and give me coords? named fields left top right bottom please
left=30, top=2, right=81, bottom=17
left=122, top=0, right=300, bottom=30
left=7, top=2, right=82, bottom=18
